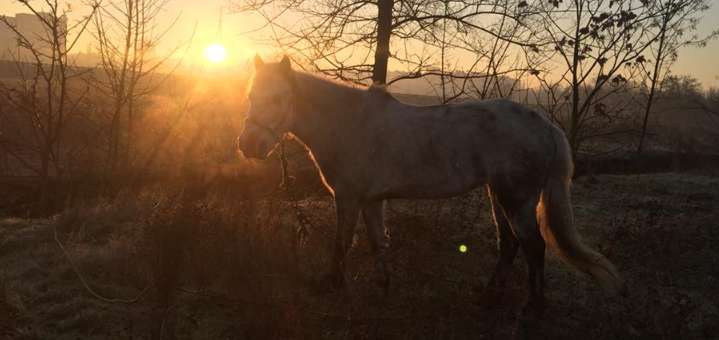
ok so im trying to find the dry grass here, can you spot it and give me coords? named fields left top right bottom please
left=0, top=172, right=718, bottom=339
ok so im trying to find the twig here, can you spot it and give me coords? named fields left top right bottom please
left=53, top=225, right=151, bottom=303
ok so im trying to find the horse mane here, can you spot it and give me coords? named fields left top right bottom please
left=368, top=82, right=398, bottom=101
left=368, top=82, right=388, bottom=93
left=293, top=72, right=397, bottom=103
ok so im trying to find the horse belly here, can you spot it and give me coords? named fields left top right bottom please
left=374, top=159, right=486, bottom=199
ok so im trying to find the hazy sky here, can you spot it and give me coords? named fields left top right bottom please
left=2, top=0, right=718, bottom=88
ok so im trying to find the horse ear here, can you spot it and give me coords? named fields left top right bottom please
left=254, top=54, right=264, bottom=69
left=279, top=55, right=291, bottom=72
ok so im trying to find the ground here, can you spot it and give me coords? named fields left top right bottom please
left=0, top=172, right=718, bottom=339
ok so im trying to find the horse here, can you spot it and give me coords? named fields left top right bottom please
left=237, top=55, right=624, bottom=311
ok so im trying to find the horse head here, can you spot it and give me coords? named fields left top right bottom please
left=238, top=54, right=296, bottom=160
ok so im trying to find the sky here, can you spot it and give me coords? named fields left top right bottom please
left=2, top=0, right=719, bottom=89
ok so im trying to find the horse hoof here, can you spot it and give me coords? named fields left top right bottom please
left=522, top=295, right=546, bottom=317
left=468, top=303, right=484, bottom=319
left=372, top=274, right=390, bottom=293
left=312, top=269, right=344, bottom=294
left=471, top=285, right=501, bottom=308
left=311, top=277, right=335, bottom=295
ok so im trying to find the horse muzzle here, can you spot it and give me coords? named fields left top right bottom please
left=238, top=129, right=274, bottom=160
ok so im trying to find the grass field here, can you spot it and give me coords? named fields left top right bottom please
left=0, top=172, right=717, bottom=340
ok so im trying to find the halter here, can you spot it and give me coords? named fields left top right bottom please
left=246, top=79, right=297, bottom=143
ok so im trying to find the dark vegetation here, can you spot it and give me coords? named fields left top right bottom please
left=1, top=172, right=718, bottom=339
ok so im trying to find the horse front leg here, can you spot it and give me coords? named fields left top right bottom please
left=361, top=200, right=391, bottom=290
left=324, top=193, right=360, bottom=289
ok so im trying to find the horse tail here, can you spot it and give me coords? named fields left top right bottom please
left=537, top=126, right=624, bottom=295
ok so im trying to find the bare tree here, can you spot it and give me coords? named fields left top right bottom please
left=418, top=0, right=537, bottom=103
left=634, top=0, right=717, bottom=158
left=531, top=0, right=662, bottom=155
left=0, top=0, right=99, bottom=213
left=92, top=0, right=188, bottom=175
left=229, top=0, right=539, bottom=89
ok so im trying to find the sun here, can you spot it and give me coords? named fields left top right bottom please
left=205, top=43, right=227, bottom=63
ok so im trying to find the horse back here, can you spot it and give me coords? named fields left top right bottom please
left=333, top=99, right=555, bottom=199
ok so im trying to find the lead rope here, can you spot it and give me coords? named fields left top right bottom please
left=278, top=140, right=311, bottom=247
left=277, top=140, right=310, bottom=335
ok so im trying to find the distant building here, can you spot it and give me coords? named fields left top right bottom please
left=0, top=13, right=67, bottom=63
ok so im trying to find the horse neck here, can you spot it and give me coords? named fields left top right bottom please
left=289, top=73, right=367, bottom=158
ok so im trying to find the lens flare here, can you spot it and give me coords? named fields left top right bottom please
left=205, top=43, right=227, bottom=63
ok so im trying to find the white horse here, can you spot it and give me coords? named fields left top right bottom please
left=238, top=55, right=623, bottom=311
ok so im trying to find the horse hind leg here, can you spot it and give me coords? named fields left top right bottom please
left=494, top=190, right=546, bottom=313
left=473, top=188, right=520, bottom=306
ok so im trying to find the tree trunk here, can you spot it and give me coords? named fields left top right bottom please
left=107, top=107, right=122, bottom=174
left=39, top=151, right=50, bottom=215
left=372, top=0, right=393, bottom=84
left=637, top=17, right=668, bottom=159
left=124, top=96, right=134, bottom=168
left=569, top=0, right=582, bottom=158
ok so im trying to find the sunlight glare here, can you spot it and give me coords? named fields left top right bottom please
left=205, top=43, right=227, bottom=63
